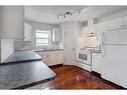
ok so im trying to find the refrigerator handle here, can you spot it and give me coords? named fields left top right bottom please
left=102, top=32, right=105, bottom=45
left=102, top=32, right=106, bottom=45
left=102, top=45, right=107, bottom=57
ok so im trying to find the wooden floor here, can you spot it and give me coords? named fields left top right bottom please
left=26, top=65, right=123, bottom=89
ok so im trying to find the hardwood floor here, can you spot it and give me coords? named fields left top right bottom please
left=26, top=65, right=124, bottom=89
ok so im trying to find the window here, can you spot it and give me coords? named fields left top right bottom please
left=36, top=30, right=51, bottom=46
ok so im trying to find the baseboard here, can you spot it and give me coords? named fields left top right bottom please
left=49, top=64, right=63, bottom=69
left=91, top=71, right=101, bottom=78
left=101, top=78, right=125, bottom=89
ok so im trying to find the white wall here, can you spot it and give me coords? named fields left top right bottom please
left=0, top=6, right=24, bottom=39
left=14, top=20, right=62, bottom=50
left=0, top=39, right=14, bottom=63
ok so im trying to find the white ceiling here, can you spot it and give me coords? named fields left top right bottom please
left=24, top=6, right=127, bottom=24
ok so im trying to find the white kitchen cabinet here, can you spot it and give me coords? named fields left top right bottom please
left=106, top=16, right=127, bottom=31
left=80, top=25, right=97, bottom=37
left=24, top=23, right=32, bottom=41
left=122, top=16, right=127, bottom=27
left=0, top=6, right=24, bottom=39
left=106, top=17, right=122, bottom=31
left=92, top=53, right=102, bottom=73
left=96, top=22, right=106, bottom=41
left=53, top=27, right=61, bottom=42
left=37, top=50, right=64, bottom=66
left=81, top=26, right=89, bottom=36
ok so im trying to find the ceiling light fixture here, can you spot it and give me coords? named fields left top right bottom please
left=57, top=8, right=85, bottom=19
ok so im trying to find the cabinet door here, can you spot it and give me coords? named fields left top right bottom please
left=96, top=22, right=105, bottom=41
left=48, top=51, right=64, bottom=66
left=0, top=6, right=24, bottom=39
left=48, top=51, right=57, bottom=66
left=55, top=51, right=64, bottom=64
left=38, top=52, right=51, bottom=66
left=122, top=16, right=127, bottom=28
left=81, top=26, right=89, bottom=36
left=24, top=23, right=32, bottom=41
left=88, top=24, right=97, bottom=34
left=37, top=51, right=64, bottom=66
left=53, top=28, right=61, bottom=42
left=92, top=53, right=101, bottom=73
left=106, top=17, right=122, bottom=31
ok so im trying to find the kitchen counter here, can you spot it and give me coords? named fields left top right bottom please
left=91, top=50, right=101, bottom=54
left=2, top=50, right=42, bottom=64
left=0, top=61, right=56, bottom=89
left=34, top=49, right=64, bottom=52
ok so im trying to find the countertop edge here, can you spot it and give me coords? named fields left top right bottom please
left=1, top=58, right=42, bottom=65
left=12, top=74, right=56, bottom=89
left=2, top=51, right=42, bottom=64
left=34, top=49, right=64, bottom=52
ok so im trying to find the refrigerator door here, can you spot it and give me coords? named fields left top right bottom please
left=103, top=28, right=127, bottom=45
left=101, top=45, right=127, bottom=88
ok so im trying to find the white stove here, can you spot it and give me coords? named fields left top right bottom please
left=76, top=48, right=92, bottom=71
left=76, top=47, right=100, bottom=72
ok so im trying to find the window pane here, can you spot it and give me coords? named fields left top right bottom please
left=36, top=30, right=50, bottom=33
left=36, top=32, right=49, bottom=38
left=35, top=30, right=51, bottom=46
left=36, top=39, right=48, bottom=44
left=36, top=43, right=48, bottom=46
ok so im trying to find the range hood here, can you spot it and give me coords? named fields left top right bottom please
left=81, top=19, right=97, bottom=37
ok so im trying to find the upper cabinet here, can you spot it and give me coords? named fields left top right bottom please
left=122, top=16, right=127, bottom=27
left=80, top=22, right=106, bottom=41
left=96, top=22, right=106, bottom=41
left=52, top=27, right=61, bottom=42
left=0, top=6, right=24, bottom=39
left=81, top=26, right=89, bottom=36
left=106, top=16, right=127, bottom=31
left=81, top=24, right=97, bottom=37
left=24, top=23, right=32, bottom=41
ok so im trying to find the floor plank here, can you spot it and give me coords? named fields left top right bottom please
left=26, top=65, right=124, bottom=89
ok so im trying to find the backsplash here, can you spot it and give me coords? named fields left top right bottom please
left=14, top=41, right=35, bottom=50
left=77, top=36, right=100, bottom=48
left=14, top=41, right=61, bottom=50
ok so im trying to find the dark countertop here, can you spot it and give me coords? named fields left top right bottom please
left=0, top=61, right=56, bottom=89
left=34, top=49, right=64, bottom=52
left=2, top=51, right=42, bottom=64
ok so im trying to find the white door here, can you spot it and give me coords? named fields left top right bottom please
left=101, top=45, right=127, bottom=88
left=64, top=28, right=76, bottom=65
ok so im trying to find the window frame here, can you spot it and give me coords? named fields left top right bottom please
left=35, top=30, right=51, bottom=47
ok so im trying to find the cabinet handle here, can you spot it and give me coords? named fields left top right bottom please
left=120, top=25, right=126, bottom=27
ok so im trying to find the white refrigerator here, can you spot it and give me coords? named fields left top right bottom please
left=101, top=28, right=127, bottom=88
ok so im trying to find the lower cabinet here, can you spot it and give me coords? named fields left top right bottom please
left=37, top=50, right=64, bottom=66
left=92, top=53, right=102, bottom=73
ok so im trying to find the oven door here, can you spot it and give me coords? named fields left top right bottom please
left=77, top=51, right=88, bottom=63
